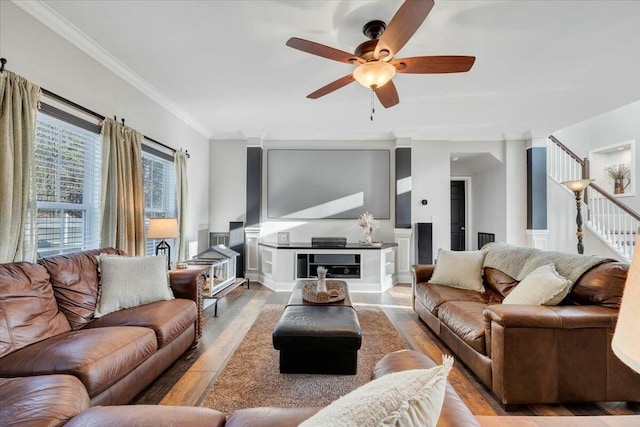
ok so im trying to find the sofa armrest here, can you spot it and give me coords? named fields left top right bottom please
left=413, top=264, right=435, bottom=284
left=483, top=304, right=635, bottom=405
left=412, top=264, right=435, bottom=310
left=169, top=266, right=208, bottom=345
left=483, top=304, right=617, bottom=329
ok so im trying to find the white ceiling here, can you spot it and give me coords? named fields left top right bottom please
left=31, top=0, right=640, bottom=141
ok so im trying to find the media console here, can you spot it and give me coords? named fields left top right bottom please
left=258, top=242, right=397, bottom=292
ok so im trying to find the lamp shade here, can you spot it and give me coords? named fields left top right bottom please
left=147, top=218, right=178, bottom=239
left=561, top=178, right=594, bottom=192
left=612, top=237, right=640, bottom=373
left=353, top=61, right=396, bottom=89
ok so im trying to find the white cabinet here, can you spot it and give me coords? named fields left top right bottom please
left=259, top=243, right=396, bottom=293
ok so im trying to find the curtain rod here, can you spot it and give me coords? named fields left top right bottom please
left=41, top=87, right=189, bottom=158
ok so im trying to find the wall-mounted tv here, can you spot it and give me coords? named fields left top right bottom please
left=267, top=149, right=390, bottom=219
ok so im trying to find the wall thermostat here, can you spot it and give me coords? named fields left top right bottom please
left=277, top=232, right=290, bottom=245
left=421, top=199, right=428, bottom=205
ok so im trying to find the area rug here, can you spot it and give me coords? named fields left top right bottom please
left=200, top=304, right=407, bottom=414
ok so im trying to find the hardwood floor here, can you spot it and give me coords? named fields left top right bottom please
left=134, top=283, right=640, bottom=417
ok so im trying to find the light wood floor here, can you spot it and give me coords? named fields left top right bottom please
left=133, top=283, right=640, bottom=417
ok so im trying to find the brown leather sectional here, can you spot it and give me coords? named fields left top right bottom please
left=0, top=248, right=201, bottom=425
left=412, top=246, right=640, bottom=406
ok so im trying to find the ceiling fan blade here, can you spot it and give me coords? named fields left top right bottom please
left=392, top=56, right=476, bottom=74
left=287, top=37, right=361, bottom=64
left=375, top=80, right=400, bottom=108
left=307, top=74, right=356, bottom=99
left=375, top=0, right=435, bottom=60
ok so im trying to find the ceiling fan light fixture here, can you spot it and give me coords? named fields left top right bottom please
left=353, top=61, right=396, bottom=90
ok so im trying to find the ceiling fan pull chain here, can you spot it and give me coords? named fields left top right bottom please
left=370, top=89, right=375, bottom=121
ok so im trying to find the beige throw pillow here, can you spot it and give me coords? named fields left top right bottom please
left=428, top=249, right=485, bottom=292
left=299, top=356, right=453, bottom=427
left=94, top=255, right=174, bottom=318
left=502, top=263, right=571, bottom=306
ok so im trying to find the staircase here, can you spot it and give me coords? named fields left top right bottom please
left=547, top=135, right=639, bottom=261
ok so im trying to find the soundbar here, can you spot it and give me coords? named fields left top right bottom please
left=311, top=237, right=347, bottom=248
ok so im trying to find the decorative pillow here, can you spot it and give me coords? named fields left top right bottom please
left=94, top=255, right=174, bottom=318
left=299, top=356, right=453, bottom=427
left=428, top=249, right=485, bottom=292
left=502, top=263, right=572, bottom=306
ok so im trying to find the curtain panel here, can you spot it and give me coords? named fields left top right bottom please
left=175, top=150, right=189, bottom=261
left=100, top=118, right=146, bottom=256
left=0, top=70, right=40, bottom=263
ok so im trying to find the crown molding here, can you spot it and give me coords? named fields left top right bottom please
left=12, top=0, right=211, bottom=139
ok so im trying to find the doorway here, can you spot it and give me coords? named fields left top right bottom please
left=451, top=180, right=466, bottom=251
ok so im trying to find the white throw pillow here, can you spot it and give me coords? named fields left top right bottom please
left=502, top=263, right=571, bottom=306
left=428, top=249, right=485, bottom=292
left=94, top=254, right=174, bottom=318
left=299, top=356, right=453, bottom=427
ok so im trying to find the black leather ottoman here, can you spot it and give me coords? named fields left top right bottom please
left=272, top=304, right=362, bottom=374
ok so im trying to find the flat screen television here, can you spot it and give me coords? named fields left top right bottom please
left=267, top=149, right=390, bottom=219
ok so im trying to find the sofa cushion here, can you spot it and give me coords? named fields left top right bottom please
left=38, top=248, right=123, bottom=330
left=438, top=301, right=489, bottom=355
left=483, top=267, right=518, bottom=297
left=65, top=405, right=227, bottom=427
left=0, top=262, right=71, bottom=358
left=567, top=261, right=627, bottom=309
left=503, top=264, right=572, bottom=306
left=415, top=283, right=500, bottom=317
left=429, top=249, right=485, bottom=292
left=0, top=375, right=90, bottom=427
left=0, top=326, right=157, bottom=397
left=94, top=255, right=174, bottom=318
left=86, top=299, right=197, bottom=348
left=300, top=356, right=453, bottom=427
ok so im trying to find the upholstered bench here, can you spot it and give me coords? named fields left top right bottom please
left=272, top=281, right=362, bottom=374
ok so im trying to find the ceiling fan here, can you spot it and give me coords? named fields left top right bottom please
left=286, top=0, right=475, bottom=110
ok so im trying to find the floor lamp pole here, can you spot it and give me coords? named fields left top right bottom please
left=561, top=179, right=593, bottom=255
left=573, top=190, right=584, bottom=255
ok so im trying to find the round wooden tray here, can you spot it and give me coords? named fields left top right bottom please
left=302, top=280, right=346, bottom=303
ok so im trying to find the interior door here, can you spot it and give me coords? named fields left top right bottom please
left=451, top=181, right=466, bottom=251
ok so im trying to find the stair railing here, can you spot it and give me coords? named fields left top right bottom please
left=548, top=135, right=640, bottom=260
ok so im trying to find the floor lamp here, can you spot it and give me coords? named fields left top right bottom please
left=147, top=218, right=178, bottom=270
left=561, top=179, right=593, bottom=255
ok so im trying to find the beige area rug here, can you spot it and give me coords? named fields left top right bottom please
left=200, top=304, right=407, bottom=414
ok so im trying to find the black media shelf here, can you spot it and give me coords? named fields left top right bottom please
left=296, top=253, right=361, bottom=279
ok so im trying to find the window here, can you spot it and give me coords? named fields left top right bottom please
left=34, top=105, right=101, bottom=257
left=142, top=145, right=176, bottom=256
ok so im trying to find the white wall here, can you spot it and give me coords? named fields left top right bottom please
left=412, top=140, right=451, bottom=256
left=2, top=2, right=211, bottom=255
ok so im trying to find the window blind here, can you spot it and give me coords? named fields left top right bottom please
left=142, top=149, right=177, bottom=256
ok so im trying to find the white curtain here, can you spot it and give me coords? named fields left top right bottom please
left=0, top=69, right=40, bottom=262
left=175, top=150, right=189, bottom=261
left=100, top=118, right=146, bottom=256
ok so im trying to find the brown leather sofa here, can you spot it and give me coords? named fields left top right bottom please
left=0, top=248, right=201, bottom=425
left=5, top=350, right=638, bottom=427
left=412, top=244, right=640, bottom=406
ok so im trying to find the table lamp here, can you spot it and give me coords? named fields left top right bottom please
left=147, top=218, right=178, bottom=270
left=612, top=238, right=640, bottom=374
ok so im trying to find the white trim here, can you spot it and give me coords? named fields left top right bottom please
left=12, top=0, right=211, bottom=139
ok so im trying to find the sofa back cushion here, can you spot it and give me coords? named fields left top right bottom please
left=483, top=268, right=518, bottom=298
left=566, top=261, right=627, bottom=309
left=0, top=262, right=71, bottom=358
left=38, top=248, right=125, bottom=330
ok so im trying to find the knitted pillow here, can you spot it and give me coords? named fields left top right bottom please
left=428, top=249, right=485, bottom=292
left=299, top=356, right=453, bottom=427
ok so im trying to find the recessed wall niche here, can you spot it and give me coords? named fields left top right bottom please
left=589, top=140, right=635, bottom=198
